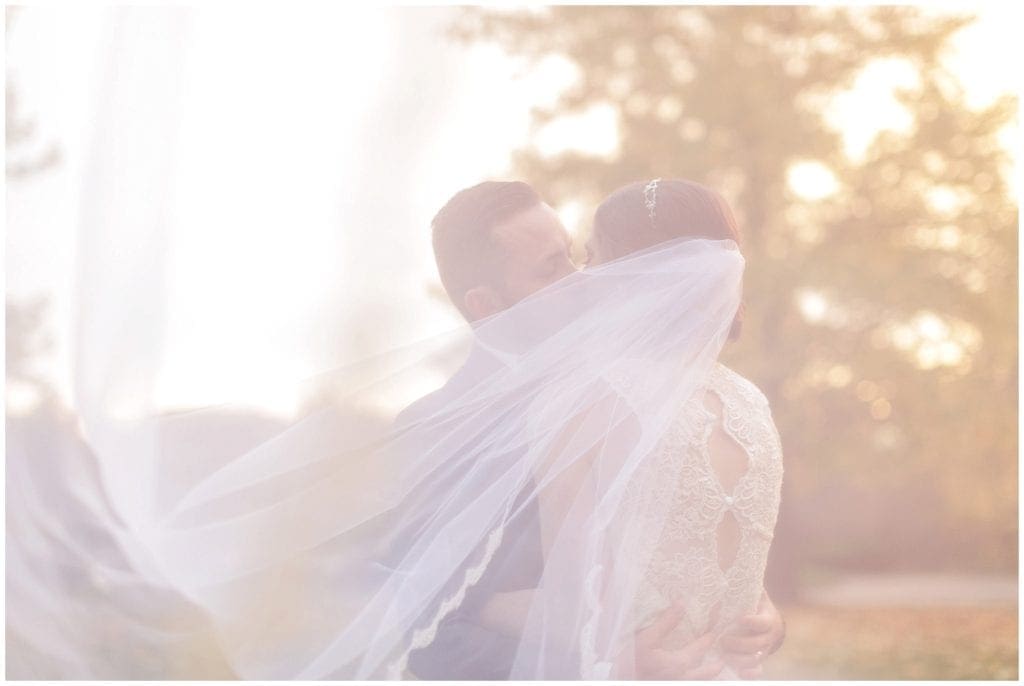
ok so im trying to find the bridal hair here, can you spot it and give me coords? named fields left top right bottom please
left=594, top=178, right=746, bottom=341
left=432, top=180, right=542, bottom=319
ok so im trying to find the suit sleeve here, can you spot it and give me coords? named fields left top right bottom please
left=406, top=609, right=521, bottom=680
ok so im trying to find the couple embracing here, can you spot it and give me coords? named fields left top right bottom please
left=142, top=177, right=786, bottom=681
left=390, top=178, right=786, bottom=680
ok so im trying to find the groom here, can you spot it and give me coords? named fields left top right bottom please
left=404, top=181, right=784, bottom=679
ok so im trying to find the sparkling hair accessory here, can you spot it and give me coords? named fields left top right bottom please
left=643, top=178, right=661, bottom=224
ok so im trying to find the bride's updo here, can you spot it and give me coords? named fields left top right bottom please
left=590, top=178, right=745, bottom=341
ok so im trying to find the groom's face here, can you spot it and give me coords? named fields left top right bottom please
left=467, top=203, right=576, bottom=319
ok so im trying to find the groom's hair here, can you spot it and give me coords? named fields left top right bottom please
left=431, top=181, right=542, bottom=319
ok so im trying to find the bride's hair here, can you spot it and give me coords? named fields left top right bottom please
left=593, top=178, right=745, bottom=341
left=431, top=180, right=542, bottom=319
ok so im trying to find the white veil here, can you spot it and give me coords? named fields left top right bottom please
left=7, top=7, right=746, bottom=680
left=76, top=236, right=744, bottom=680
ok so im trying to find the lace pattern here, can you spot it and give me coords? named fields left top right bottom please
left=631, top=363, right=783, bottom=655
left=596, top=361, right=784, bottom=679
left=392, top=361, right=783, bottom=680
left=385, top=521, right=508, bottom=679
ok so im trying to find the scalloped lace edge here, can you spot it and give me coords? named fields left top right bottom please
left=385, top=522, right=508, bottom=679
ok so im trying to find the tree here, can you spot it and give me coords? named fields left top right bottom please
left=6, top=7, right=61, bottom=179
left=6, top=6, right=64, bottom=413
left=452, top=5, right=1017, bottom=595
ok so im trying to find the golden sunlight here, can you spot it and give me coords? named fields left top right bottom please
left=788, top=160, right=840, bottom=201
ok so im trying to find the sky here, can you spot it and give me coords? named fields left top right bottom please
left=5, top=4, right=1019, bottom=418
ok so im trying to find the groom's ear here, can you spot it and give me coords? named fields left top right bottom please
left=464, top=286, right=504, bottom=322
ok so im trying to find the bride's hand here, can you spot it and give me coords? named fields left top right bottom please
left=717, top=589, right=784, bottom=678
left=613, top=603, right=725, bottom=680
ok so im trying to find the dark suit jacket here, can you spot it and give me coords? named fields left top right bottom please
left=387, top=344, right=546, bottom=680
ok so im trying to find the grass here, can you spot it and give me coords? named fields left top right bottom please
left=761, top=604, right=1018, bottom=680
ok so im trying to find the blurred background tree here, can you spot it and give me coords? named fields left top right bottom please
left=6, top=8, right=61, bottom=179
left=452, top=5, right=1017, bottom=599
left=6, top=6, right=63, bottom=415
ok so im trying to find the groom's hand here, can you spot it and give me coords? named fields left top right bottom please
left=615, top=603, right=725, bottom=680
left=716, top=589, right=784, bottom=678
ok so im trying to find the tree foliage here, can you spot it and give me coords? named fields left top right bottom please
left=452, top=5, right=1018, bottom=586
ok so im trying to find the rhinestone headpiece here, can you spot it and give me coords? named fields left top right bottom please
left=643, top=178, right=661, bottom=224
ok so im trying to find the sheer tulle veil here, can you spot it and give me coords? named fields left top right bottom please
left=7, top=8, right=747, bottom=679
left=72, top=235, right=745, bottom=679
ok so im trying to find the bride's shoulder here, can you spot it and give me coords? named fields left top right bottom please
left=710, top=362, right=771, bottom=409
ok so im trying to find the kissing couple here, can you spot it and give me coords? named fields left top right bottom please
left=392, top=178, right=787, bottom=680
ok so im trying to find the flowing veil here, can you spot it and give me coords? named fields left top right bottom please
left=7, top=7, right=745, bottom=680
left=135, top=236, right=746, bottom=680
left=42, top=235, right=745, bottom=680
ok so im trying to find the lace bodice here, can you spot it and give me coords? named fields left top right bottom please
left=623, top=361, right=784, bottom=678
left=394, top=359, right=784, bottom=680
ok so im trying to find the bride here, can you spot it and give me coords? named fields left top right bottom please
left=403, top=178, right=785, bottom=680
left=8, top=179, right=785, bottom=680
left=576, top=179, right=785, bottom=678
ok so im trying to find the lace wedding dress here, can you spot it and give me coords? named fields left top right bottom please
left=611, top=360, right=784, bottom=679
left=404, top=358, right=785, bottom=681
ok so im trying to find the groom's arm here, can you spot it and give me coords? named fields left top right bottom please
left=407, top=610, right=521, bottom=680
left=716, top=588, right=785, bottom=678
left=406, top=489, right=544, bottom=680
left=475, top=588, right=729, bottom=679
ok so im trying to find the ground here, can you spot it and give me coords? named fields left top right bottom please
left=762, top=604, right=1018, bottom=680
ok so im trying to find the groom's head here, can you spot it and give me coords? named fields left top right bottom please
left=432, top=181, right=576, bottom=322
